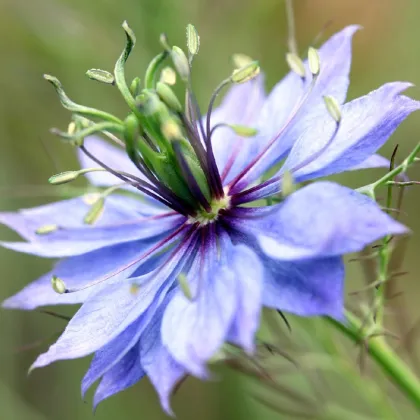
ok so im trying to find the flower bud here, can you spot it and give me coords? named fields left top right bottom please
left=51, top=275, right=67, bottom=294
left=35, top=224, right=59, bottom=235
left=156, top=82, right=182, bottom=112
left=323, top=95, right=341, bottom=123
left=86, top=69, right=115, bottom=85
left=48, top=171, right=79, bottom=185
left=231, top=61, right=260, bottom=84
left=286, top=53, right=305, bottom=78
left=186, top=24, right=200, bottom=57
left=307, top=47, right=320, bottom=76
left=171, top=46, right=190, bottom=81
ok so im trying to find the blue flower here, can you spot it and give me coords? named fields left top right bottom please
left=1, top=25, right=417, bottom=414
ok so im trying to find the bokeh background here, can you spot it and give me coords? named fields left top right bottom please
left=1, top=0, right=420, bottom=418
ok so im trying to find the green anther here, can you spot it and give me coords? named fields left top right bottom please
left=308, top=47, right=320, bottom=76
left=43, top=74, right=122, bottom=124
left=159, top=67, right=176, bottom=85
left=231, top=61, right=260, bottom=83
left=286, top=52, right=305, bottom=78
left=186, top=24, right=200, bottom=60
left=156, top=82, right=182, bottom=113
left=51, top=275, right=67, bottom=294
left=323, top=95, right=342, bottom=123
left=178, top=273, right=193, bottom=300
left=35, top=224, right=59, bottom=235
left=86, top=69, right=115, bottom=85
left=227, top=124, right=258, bottom=137
left=232, top=53, right=253, bottom=69
left=171, top=46, right=190, bottom=82
left=84, top=197, right=105, bottom=225
left=281, top=170, right=295, bottom=197
left=129, top=77, right=141, bottom=96
left=48, top=171, right=79, bottom=185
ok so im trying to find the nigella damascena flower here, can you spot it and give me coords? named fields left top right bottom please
left=1, top=23, right=418, bottom=413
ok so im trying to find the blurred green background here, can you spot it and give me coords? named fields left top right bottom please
left=1, top=0, right=420, bottom=418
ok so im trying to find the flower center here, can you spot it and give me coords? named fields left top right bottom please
left=190, top=195, right=231, bottom=225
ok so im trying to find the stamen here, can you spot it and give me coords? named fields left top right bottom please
left=285, top=0, right=298, bottom=56
left=228, top=73, right=319, bottom=191
left=86, top=69, right=115, bottom=85
left=35, top=224, right=59, bottom=235
left=84, top=197, right=105, bottom=225
left=177, top=272, right=193, bottom=300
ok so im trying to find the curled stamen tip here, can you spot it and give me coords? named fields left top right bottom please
left=51, top=275, right=67, bottom=294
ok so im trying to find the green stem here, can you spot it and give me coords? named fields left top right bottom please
left=327, top=311, right=420, bottom=412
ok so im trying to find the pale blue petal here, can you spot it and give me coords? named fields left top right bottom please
left=30, top=231, right=197, bottom=367
left=82, top=317, right=146, bottom=398
left=93, top=344, right=145, bottom=410
left=281, top=83, right=420, bottom=182
left=262, top=255, right=344, bottom=319
left=226, top=245, right=263, bottom=352
left=232, top=25, right=359, bottom=191
left=139, top=300, right=186, bottom=416
left=2, top=239, right=163, bottom=310
left=77, top=136, right=140, bottom=186
left=229, top=182, right=407, bottom=260
left=162, top=231, right=237, bottom=377
left=208, top=75, right=266, bottom=182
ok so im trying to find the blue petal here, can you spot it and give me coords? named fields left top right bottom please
left=78, top=136, right=140, bottom=186
left=162, top=232, right=262, bottom=375
left=226, top=245, right=263, bottom=353
left=82, top=317, right=146, bottom=398
left=93, top=344, right=145, bottom=410
left=2, top=239, right=162, bottom=310
left=0, top=195, right=183, bottom=257
left=281, top=82, right=420, bottom=182
left=139, top=300, right=186, bottom=416
left=208, top=75, right=266, bottom=183
left=232, top=25, right=359, bottom=192
left=162, top=232, right=236, bottom=376
left=229, top=182, right=407, bottom=260
left=261, top=255, right=345, bottom=319
left=30, top=231, right=197, bottom=367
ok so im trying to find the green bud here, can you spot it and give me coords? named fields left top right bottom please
left=156, top=82, right=182, bottom=112
left=48, top=171, right=79, bottom=185
left=281, top=170, right=295, bottom=197
left=84, top=197, right=105, bottom=225
left=171, top=46, right=190, bottom=81
left=86, top=69, right=115, bottom=85
left=232, top=53, right=253, bottom=69
left=160, top=67, right=176, bottom=85
left=286, top=52, right=305, bottom=78
left=35, top=224, right=59, bottom=235
left=231, top=61, right=260, bottom=84
left=323, top=95, right=341, bottom=123
left=186, top=24, right=200, bottom=57
left=228, top=124, right=258, bottom=137
left=178, top=273, right=193, bottom=300
left=308, top=47, right=320, bottom=76
left=129, top=77, right=141, bottom=96
left=51, top=275, right=67, bottom=294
